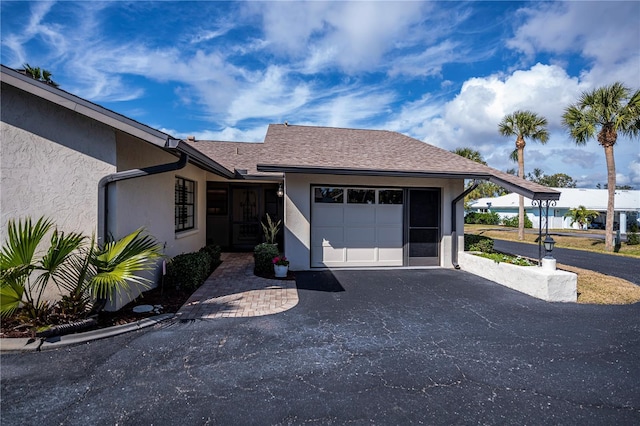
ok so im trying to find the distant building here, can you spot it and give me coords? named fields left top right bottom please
left=470, top=188, right=640, bottom=233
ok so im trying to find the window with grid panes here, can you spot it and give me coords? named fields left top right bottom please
left=175, top=177, right=195, bottom=232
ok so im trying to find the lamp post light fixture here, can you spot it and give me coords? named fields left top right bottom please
left=277, top=182, right=284, bottom=198
left=541, top=234, right=557, bottom=270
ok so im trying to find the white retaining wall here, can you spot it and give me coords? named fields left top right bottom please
left=458, top=252, right=577, bottom=302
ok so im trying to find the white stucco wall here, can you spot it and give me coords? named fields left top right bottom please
left=284, top=173, right=464, bottom=270
left=1, top=83, right=117, bottom=242
left=113, top=133, right=208, bottom=259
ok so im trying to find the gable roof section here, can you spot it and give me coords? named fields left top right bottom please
left=1, top=65, right=234, bottom=179
left=256, top=124, right=559, bottom=200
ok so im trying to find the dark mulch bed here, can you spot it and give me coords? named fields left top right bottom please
left=0, top=285, right=194, bottom=339
left=2, top=266, right=295, bottom=339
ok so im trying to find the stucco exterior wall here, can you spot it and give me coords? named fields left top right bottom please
left=284, top=173, right=464, bottom=270
left=1, top=83, right=117, bottom=242
left=114, top=134, right=209, bottom=252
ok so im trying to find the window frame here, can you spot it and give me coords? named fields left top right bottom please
left=175, top=176, right=196, bottom=232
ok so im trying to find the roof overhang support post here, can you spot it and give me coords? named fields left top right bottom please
left=451, top=180, right=480, bottom=269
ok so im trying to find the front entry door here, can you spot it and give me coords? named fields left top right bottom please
left=231, top=187, right=261, bottom=249
left=407, top=189, right=440, bottom=266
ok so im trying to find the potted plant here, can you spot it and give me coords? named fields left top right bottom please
left=272, top=255, right=289, bottom=278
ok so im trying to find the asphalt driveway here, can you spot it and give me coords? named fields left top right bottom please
left=2, top=269, right=640, bottom=425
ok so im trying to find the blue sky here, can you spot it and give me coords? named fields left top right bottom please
left=2, top=1, right=639, bottom=188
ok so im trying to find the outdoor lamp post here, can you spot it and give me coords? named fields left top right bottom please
left=542, top=235, right=556, bottom=270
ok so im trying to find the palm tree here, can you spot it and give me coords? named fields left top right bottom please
left=19, top=63, right=59, bottom=87
left=498, top=111, right=549, bottom=240
left=564, top=205, right=600, bottom=230
left=562, top=82, right=640, bottom=251
left=1, top=217, right=162, bottom=322
left=0, top=217, right=84, bottom=322
left=452, top=147, right=487, bottom=165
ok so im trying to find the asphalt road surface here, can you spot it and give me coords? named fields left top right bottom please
left=493, top=239, right=640, bottom=285
left=2, top=269, right=639, bottom=425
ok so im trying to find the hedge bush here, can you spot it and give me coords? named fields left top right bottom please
left=254, top=243, right=279, bottom=275
left=464, top=234, right=494, bottom=253
left=627, top=232, right=639, bottom=246
left=199, top=244, right=222, bottom=273
left=464, top=211, right=500, bottom=225
left=502, top=215, right=533, bottom=228
left=166, top=244, right=221, bottom=291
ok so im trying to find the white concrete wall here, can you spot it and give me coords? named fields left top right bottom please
left=284, top=173, right=464, bottom=270
left=1, top=83, right=116, bottom=242
left=458, top=252, right=577, bottom=302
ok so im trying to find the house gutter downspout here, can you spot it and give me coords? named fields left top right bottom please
left=97, top=151, right=188, bottom=243
left=451, top=180, right=480, bottom=269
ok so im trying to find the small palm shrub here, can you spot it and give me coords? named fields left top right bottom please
left=254, top=242, right=279, bottom=275
left=464, top=234, right=494, bottom=253
left=627, top=232, right=639, bottom=246
left=464, top=212, right=500, bottom=225
left=502, top=215, right=533, bottom=228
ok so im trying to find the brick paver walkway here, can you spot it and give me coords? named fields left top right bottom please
left=175, top=252, right=299, bottom=319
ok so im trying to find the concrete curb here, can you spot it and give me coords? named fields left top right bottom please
left=0, top=313, right=175, bottom=353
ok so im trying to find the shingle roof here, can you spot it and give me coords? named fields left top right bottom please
left=187, top=124, right=559, bottom=200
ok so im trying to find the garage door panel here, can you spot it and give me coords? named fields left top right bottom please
left=346, top=226, right=376, bottom=243
left=312, top=227, right=344, bottom=245
left=314, top=206, right=344, bottom=225
left=346, top=248, right=376, bottom=262
left=311, top=187, right=404, bottom=268
left=376, top=206, right=403, bottom=224
left=377, top=226, right=403, bottom=244
left=345, top=206, right=375, bottom=224
left=378, top=247, right=404, bottom=263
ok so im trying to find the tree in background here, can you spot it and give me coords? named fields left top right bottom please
left=499, top=111, right=549, bottom=240
left=562, top=82, right=640, bottom=251
left=18, top=63, right=59, bottom=87
left=526, top=169, right=578, bottom=188
left=451, top=148, right=509, bottom=206
left=564, top=205, right=600, bottom=230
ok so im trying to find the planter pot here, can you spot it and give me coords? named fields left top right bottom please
left=274, top=264, right=289, bottom=278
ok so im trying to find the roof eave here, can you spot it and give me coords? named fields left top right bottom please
left=488, top=176, right=561, bottom=201
left=1, top=65, right=170, bottom=147
left=257, top=164, right=489, bottom=180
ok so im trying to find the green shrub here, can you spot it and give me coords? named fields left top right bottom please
left=464, top=234, right=494, bottom=253
left=166, top=250, right=211, bottom=291
left=199, top=244, right=222, bottom=272
left=464, top=211, right=500, bottom=225
left=254, top=243, right=279, bottom=275
left=629, top=222, right=639, bottom=233
left=502, top=215, right=533, bottom=228
left=627, top=232, right=640, bottom=246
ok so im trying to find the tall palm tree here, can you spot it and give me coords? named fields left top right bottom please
left=498, top=111, right=549, bottom=240
left=562, top=83, right=640, bottom=251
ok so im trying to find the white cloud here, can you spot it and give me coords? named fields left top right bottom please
left=507, top=1, right=640, bottom=86
left=248, top=1, right=430, bottom=73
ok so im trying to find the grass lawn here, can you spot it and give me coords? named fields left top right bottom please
left=465, top=224, right=640, bottom=305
